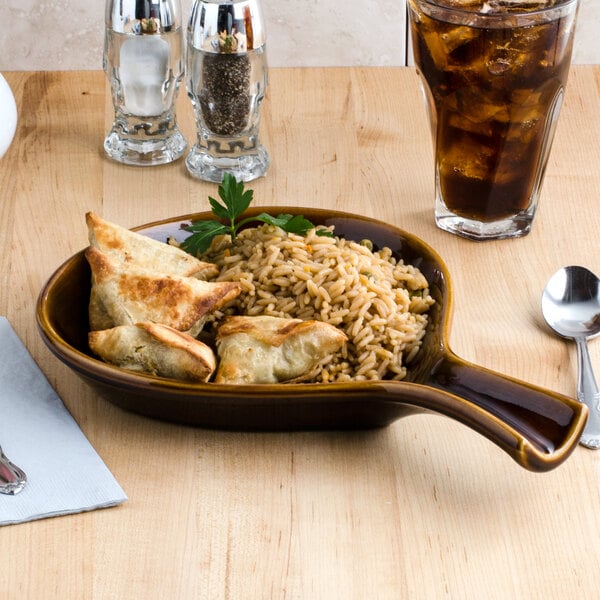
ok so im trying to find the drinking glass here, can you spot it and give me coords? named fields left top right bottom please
left=408, top=0, right=579, bottom=240
left=103, top=0, right=187, bottom=166
left=185, top=0, right=270, bottom=183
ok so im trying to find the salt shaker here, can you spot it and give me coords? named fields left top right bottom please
left=103, top=0, right=187, bottom=166
left=186, top=0, right=270, bottom=182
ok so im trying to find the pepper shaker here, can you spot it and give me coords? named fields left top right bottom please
left=103, top=0, right=187, bottom=166
left=185, top=0, right=270, bottom=182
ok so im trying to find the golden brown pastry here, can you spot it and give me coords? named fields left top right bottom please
left=89, top=322, right=216, bottom=382
left=86, top=211, right=218, bottom=280
left=86, top=246, right=240, bottom=335
left=88, top=286, right=114, bottom=331
left=214, top=315, right=347, bottom=384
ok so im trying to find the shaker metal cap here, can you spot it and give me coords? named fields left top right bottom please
left=106, top=0, right=181, bottom=34
left=188, top=0, right=266, bottom=52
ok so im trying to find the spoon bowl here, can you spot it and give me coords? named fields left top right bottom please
left=542, top=265, right=600, bottom=449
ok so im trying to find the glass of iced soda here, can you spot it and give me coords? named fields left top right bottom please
left=408, top=0, right=579, bottom=240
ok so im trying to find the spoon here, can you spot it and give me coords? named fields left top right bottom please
left=542, top=265, right=600, bottom=449
left=0, top=445, right=27, bottom=494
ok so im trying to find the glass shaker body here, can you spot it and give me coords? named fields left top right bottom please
left=103, top=0, right=187, bottom=166
left=186, top=0, right=270, bottom=182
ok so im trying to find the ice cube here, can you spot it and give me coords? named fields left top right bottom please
left=439, top=133, right=495, bottom=182
left=455, top=88, right=511, bottom=124
left=481, top=0, right=554, bottom=12
left=447, top=111, right=494, bottom=137
left=440, top=26, right=479, bottom=53
left=504, top=117, right=541, bottom=143
left=422, top=25, right=479, bottom=69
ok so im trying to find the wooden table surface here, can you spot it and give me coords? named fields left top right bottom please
left=1, top=66, right=599, bottom=599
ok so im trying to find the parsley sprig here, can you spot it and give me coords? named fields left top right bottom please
left=180, top=174, right=332, bottom=255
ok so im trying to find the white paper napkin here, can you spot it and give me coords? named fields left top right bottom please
left=0, top=317, right=127, bottom=526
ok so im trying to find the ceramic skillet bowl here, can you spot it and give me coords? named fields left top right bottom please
left=36, top=208, right=587, bottom=472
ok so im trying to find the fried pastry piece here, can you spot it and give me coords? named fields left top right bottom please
left=86, top=246, right=240, bottom=335
left=214, top=315, right=347, bottom=384
left=89, top=322, right=216, bottom=382
left=88, top=286, right=114, bottom=331
left=86, top=211, right=218, bottom=279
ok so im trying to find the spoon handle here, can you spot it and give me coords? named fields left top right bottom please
left=575, top=338, right=600, bottom=449
left=0, top=445, right=27, bottom=495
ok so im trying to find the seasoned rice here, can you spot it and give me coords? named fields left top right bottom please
left=198, top=224, right=434, bottom=383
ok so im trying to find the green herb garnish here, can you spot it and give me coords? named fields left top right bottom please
left=180, top=173, right=333, bottom=255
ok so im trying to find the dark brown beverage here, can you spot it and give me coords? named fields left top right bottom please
left=408, top=0, right=578, bottom=236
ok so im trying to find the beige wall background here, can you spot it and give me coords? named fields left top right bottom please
left=0, top=0, right=597, bottom=71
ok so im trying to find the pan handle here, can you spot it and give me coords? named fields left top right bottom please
left=411, top=350, right=587, bottom=472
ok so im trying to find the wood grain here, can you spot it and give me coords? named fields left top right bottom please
left=0, top=66, right=599, bottom=600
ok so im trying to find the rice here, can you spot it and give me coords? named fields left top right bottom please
left=198, top=224, right=435, bottom=383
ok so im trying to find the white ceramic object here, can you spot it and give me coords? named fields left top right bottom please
left=0, top=74, right=17, bottom=159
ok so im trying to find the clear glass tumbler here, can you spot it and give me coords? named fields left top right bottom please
left=103, top=0, right=187, bottom=166
left=185, top=0, right=270, bottom=182
left=408, top=0, right=579, bottom=240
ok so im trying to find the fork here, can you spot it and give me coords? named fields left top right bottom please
left=0, top=445, right=26, bottom=495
